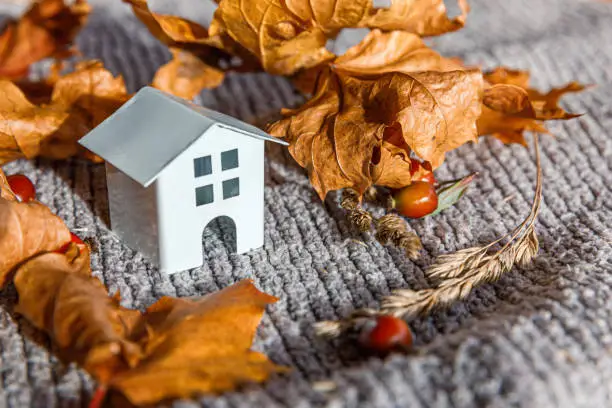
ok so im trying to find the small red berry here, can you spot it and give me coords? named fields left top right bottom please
left=56, top=232, right=84, bottom=254
left=416, top=171, right=436, bottom=185
left=393, top=181, right=439, bottom=218
left=7, top=174, right=36, bottom=202
left=360, top=315, right=413, bottom=353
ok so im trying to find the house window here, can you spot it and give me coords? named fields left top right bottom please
left=194, top=156, right=212, bottom=177
left=222, top=178, right=240, bottom=199
left=221, top=149, right=239, bottom=171
left=195, top=184, right=214, bottom=206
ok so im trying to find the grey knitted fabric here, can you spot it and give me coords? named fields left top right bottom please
left=1, top=0, right=612, bottom=407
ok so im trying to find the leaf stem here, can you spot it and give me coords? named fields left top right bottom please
left=88, top=385, right=108, bottom=408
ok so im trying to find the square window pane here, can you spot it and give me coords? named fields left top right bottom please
left=195, top=184, right=214, bottom=206
left=221, top=149, right=239, bottom=171
left=194, top=156, right=212, bottom=177
left=223, top=178, right=240, bottom=199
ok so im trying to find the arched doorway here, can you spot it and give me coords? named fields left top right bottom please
left=202, top=215, right=237, bottom=255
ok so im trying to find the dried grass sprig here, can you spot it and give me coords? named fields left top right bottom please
left=314, top=308, right=379, bottom=338
left=381, top=133, right=543, bottom=317
left=376, top=214, right=422, bottom=259
left=341, top=189, right=373, bottom=232
left=341, top=190, right=421, bottom=254
left=319, top=134, right=543, bottom=337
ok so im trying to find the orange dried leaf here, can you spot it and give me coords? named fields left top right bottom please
left=0, top=169, right=17, bottom=201
left=270, top=31, right=482, bottom=199
left=269, top=64, right=482, bottom=199
left=0, top=60, right=129, bottom=165
left=109, top=280, right=286, bottom=405
left=333, top=29, right=463, bottom=76
left=124, top=0, right=229, bottom=96
left=14, top=252, right=143, bottom=383
left=212, top=0, right=337, bottom=75
left=0, top=191, right=70, bottom=286
left=0, top=79, right=70, bottom=163
left=124, top=0, right=211, bottom=46
left=293, top=29, right=461, bottom=94
left=211, top=0, right=468, bottom=76
left=358, top=0, right=470, bottom=37
left=479, top=70, right=585, bottom=145
left=0, top=0, right=90, bottom=79
left=153, top=48, right=224, bottom=100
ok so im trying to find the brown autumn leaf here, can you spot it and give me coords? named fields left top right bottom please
left=211, top=0, right=467, bottom=77
left=0, top=0, right=90, bottom=79
left=0, top=185, right=70, bottom=286
left=109, top=279, right=286, bottom=405
left=268, top=63, right=482, bottom=199
left=124, top=0, right=231, bottom=98
left=0, top=60, right=129, bottom=165
left=153, top=48, right=225, bottom=100
left=0, top=168, right=17, bottom=200
left=333, top=29, right=463, bottom=75
left=478, top=67, right=585, bottom=145
left=358, top=0, right=470, bottom=37
left=50, top=60, right=130, bottom=126
left=14, top=251, right=143, bottom=383
left=270, top=30, right=481, bottom=199
left=293, top=29, right=462, bottom=93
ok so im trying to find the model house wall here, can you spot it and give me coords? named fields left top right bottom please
left=155, top=125, right=265, bottom=273
left=106, top=163, right=159, bottom=263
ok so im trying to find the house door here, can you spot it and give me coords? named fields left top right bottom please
left=202, top=215, right=237, bottom=256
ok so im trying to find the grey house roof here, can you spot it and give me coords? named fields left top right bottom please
left=79, top=87, right=288, bottom=187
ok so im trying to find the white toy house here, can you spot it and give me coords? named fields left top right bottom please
left=79, top=87, right=288, bottom=274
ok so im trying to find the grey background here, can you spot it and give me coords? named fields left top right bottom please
left=1, top=0, right=612, bottom=407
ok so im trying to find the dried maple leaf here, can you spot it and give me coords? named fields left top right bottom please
left=108, top=280, right=286, bottom=405
left=478, top=68, right=585, bottom=145
left=124, top=0, right=230, bottom=98
left=14, top=251, right=143, bottom=383
left=269, top=31, right=482, bottom=199
left=0, top=0, right=90, bottom=79
left=0, top=182, right=70, bottom=286
left=0, top=60, right=129, bottom=164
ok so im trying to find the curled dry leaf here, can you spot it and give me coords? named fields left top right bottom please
left=0, top=0, right=90, bottom=79
left=358, top=0, right=470, bottom=37
left=0, top=185, right=70, bottom=286
left=0, top=168, right=17, bottom=201
left=153, top=48, right=225, bottom=100
left=0, top=60, right=129, bottom=164
left=478, top=67, right=585, bottom=146
left=13, top=256, right=284, bottom=404
left=268, top=32, right=483, bottom=199
left=212, top=0, right=356, bottom=75
left=124, top=0, right=229, bottom=98
left=14, top=252, right=143, bottom=383
left=211, top=0, right=468, bottom=76
left=109, top=279, right=286, bottom=405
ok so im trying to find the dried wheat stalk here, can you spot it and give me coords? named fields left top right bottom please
left=316, top=134, right=543, bottom=337
left=340, top=189, right=421, bottom=257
